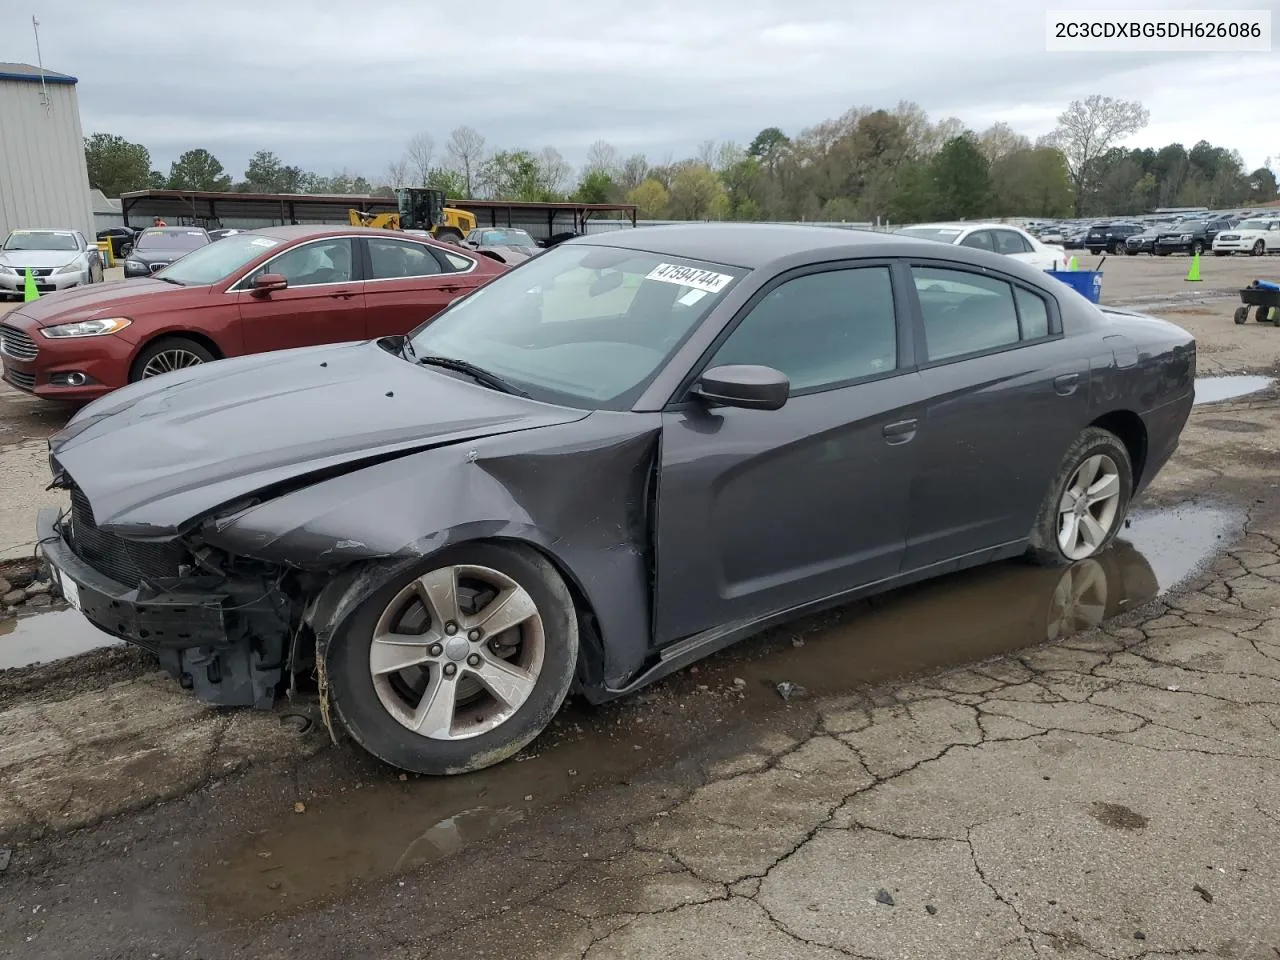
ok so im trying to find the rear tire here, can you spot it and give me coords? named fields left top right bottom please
left=1027, top=428, right=1133, bottom=568
left=436, top=228, right=464, bottom=245
left=327, top=542, right=579, bottom=775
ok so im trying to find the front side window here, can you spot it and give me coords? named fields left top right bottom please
left=249, top=238, right=355, bottom=287
left=912, top=266, right=1020, bottom=362
left=959, top=231, right=994, bottom=252
left=368, top=237, right=442, bottom=279
left=993, top=230, right=1032, bottom=254
left=709, top=267, right=898, bottom=392
left=407, top=244, right=745, bottom=409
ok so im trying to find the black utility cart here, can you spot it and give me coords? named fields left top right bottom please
left=1233, top=282, right=1280, bottom=326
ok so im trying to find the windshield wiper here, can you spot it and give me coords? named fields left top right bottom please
left=416, top=355, right=529, bottom=397
left=154, top=275, right=185, bottom=286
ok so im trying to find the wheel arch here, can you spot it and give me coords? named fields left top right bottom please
left=1090, top=409, right=1148, bottom=487
left=300, top=534, right=612, bottom=696
left=130, top=329, right=226, bottom=366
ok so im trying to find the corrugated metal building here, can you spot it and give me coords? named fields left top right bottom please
left=0, top=62, right=95, bottom=240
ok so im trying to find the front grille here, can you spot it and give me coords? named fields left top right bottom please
left=68, top=483, right=186, bottom=588
left=148, top=262, right=167, bottom=273
left=0, top=324, right=38, bottom=360
left=4, top=368, right=35, bottom=390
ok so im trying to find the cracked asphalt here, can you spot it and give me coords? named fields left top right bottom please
left=4, top=263, right=1280, bottom=959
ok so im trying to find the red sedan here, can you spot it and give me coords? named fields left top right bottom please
left=0, top=225, right=507, bottom=402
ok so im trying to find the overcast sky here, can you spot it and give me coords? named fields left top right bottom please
left=11, top=0, right=1279, bottom=182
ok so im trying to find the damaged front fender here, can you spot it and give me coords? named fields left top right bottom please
left=203, top=411, right=663, bottom=691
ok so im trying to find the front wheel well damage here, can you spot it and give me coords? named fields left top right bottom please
left=294, top=538, right=607, bottom=696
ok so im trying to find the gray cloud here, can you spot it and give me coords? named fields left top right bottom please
left=24, top=0, right=1280, bottom=182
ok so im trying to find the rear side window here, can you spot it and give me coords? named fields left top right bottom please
left=994, top=230, right=1032, bottom=255
left=368, top=237, right=442, bottom=279
left=1014, top=287, right=1050, bottom=340
left=912, top=267, right=1021, bottom=362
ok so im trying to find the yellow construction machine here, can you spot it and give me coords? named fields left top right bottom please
left=347, top=188, right=475, bottom=242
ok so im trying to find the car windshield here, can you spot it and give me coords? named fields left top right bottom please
left=154, top=233, right=284, bottom=285
left=1238, top=219, right=1274, bottom=230
left=135, top=229, right=209, bottom=252
left=894, top=227, right=963, bottom=243
left=406, top=243, right=745, bottom=410
left=3, top=230, right=77, bottom=251
left=479, top=229, right=535, bottom=246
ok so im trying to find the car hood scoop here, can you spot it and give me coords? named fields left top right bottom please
left=49, top=340, right=587, bottom=534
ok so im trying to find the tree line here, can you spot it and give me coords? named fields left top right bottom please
left=84, top=95, right=1278, bottom=223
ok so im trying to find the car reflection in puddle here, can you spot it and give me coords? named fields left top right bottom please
left=189, top=501, right=1242, bottom=923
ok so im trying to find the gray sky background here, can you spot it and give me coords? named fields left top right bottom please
left=12, top=0, right=1280, bottom=182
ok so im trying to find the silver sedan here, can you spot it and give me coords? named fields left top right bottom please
left=0, top=228, right=104, bottom=299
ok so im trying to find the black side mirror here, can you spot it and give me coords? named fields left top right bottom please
left=692, top=364, right=789, bottom=411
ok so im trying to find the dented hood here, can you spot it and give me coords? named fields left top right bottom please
left=49, top=339, right=588, bottom=534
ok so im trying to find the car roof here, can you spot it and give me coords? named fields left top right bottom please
left=141, top=225, right=209, bottom=233
left=572, top=222, right=930, bottom=270
left=7, top=228, right=75, bottom=234
left=898, top=222, right=1018, bottom=231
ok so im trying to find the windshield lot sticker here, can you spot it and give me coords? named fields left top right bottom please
left=678, top=288, right=709, bottom=306
left=645, top=263, right=733, bottom=293
left=249, top=237, right=280, bottom=247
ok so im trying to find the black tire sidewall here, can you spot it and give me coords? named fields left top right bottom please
left=327, top=543, right=578, bottom=775
left=1027, top=428, right=1133, bottom=567
left=129, top=336, right=215, bottom=382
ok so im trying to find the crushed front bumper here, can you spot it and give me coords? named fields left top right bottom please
left=37, top=507, right=285, bottom=707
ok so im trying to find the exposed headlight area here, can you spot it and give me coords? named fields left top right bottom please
left=40, top=317, right=132, bottom=339
left=53, top=261, right=82, bottom=275
left=125, top=259, right=144, bottom=270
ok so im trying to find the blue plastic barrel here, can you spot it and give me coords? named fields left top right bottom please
left=1046, top=269, right=1103, bottom=303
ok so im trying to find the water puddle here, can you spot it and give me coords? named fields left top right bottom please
left=1194, top=375, right=1274, bottom=405
left=190, top=501, right=1242, bottom=922
left=0, top=607, right=122, bottom=669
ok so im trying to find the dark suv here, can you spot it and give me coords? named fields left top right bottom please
left=1085, top=221, right=1143, bottom=255
left=1154, top=217, right=1237, bottom=257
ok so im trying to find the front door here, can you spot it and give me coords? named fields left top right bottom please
left=362, top=236, right=471, bottom=338
left=900, top=262, right=1091, bottom=571
left=236, top=237, right=366, bottom=353
left=653, top=263, right=927, bottom=645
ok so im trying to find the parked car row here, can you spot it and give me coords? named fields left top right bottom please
left=892, top=222, right=1067, bottom=270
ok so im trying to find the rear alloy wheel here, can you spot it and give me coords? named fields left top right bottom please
left=327, top=543, right=579, bottom=775
left=130, top=336, right=216, bottom=381
left=1028, top=427, right=1133, bottom=567
left=1254, top=240, right=1267, bottom=257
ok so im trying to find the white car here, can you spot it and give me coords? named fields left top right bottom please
left=1211, top=217, right=1280, bottom=257
left=0, top=228, right=104, bottom=299
left=894, top=222, right=1068, bottom=271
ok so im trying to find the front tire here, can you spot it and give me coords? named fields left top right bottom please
left=327, top=542, right=579, bottom=775
left=1027, top=428, right=1133, bottom=567
left=1253, top=240, right=1266, bottom=257
left=129, top=336, right=216, bottom=382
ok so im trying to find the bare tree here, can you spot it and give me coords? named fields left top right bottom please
left=619, top=153, right=649, bottom=191
left=584, top=139, right=620, bottom=177
left=1046, top=95, right=1150, bottom=213
left=405, top=133, right=435, bottom=186
left=385, top=157, right=410, bottom=190
left=977, top=122, right=1031, bottom=164
left=445, top=126, right=487, bottom=197
left=537, top=147, right=572, bottom=196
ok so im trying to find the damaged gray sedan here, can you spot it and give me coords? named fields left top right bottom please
left=37, top=224, right=1195, bottom=774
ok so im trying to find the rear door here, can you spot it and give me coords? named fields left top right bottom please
left=958, top=230, right=995, bottom=254
left=361, top=236, right=476, bottom=337
left=654, top=262, right=927, bottom=644
left=235, top=237, right=367, bottom=352
left=900, top=262, right=1090, bottom=571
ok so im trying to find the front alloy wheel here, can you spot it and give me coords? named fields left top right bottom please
left=328, top=543, right=579, bottom=775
